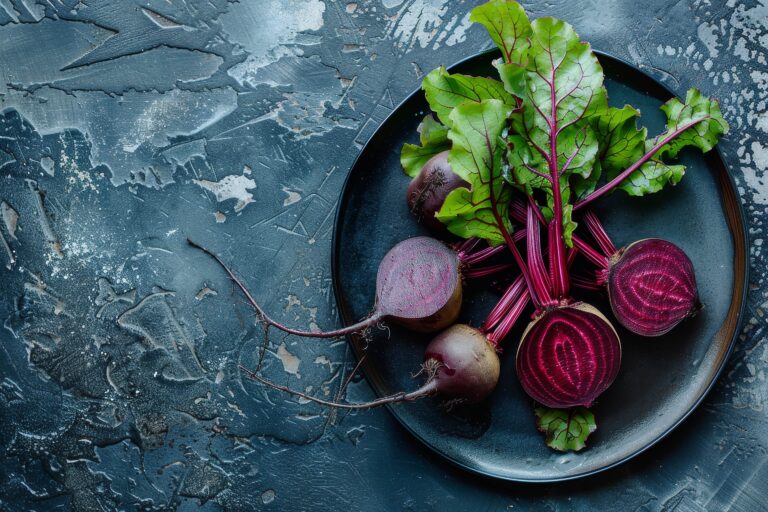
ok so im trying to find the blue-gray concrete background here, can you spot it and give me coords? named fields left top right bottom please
left=0, top=0, right=766, bottom=510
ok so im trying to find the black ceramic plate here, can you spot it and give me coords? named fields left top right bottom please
left=331, top=50, right=747, bottom=482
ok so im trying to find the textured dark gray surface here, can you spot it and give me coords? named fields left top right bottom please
left=0, top=0, right=766, bottom=510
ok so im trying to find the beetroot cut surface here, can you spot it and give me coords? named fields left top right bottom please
left=608, top=238, right=700, bottom=337
left=516, top=303, right=622, bottom=409
left=375, top=236, right=462, bottom=332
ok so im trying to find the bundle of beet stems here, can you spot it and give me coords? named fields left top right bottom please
left=190, top=0, right=728, bottom=452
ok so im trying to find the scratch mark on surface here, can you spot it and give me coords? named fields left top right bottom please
left=141, top=7, right=193, bottom=31
left=94, top=278, right=136, bottom=318
left=282, top=187, right=302, bottom=207
left=23, top=275, right=69, bottom=317
left=209, top=112, right=278, bottom=141
left=195, top=287, right=218, bottom=301
left=26, top=180, right=64, bottom=259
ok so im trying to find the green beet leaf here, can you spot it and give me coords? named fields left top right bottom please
left=505, top=17, right=607, bottom=245
left=436, top=99, right=513, bottom=245
left=418, top=114, right=449, bottom=145
left=422, top=67, right=513, bottom=127
left=535, top=406, right=596, bottom=452
left=495, top=60, right=528, bottom=99
left=594, top=105, right=646, bottom=173
left=579, top=105, right=646, bottom=199
left=470, top=0, right=532, bottom=98
left=617, top=160, right=685, bottom=196
left=505, top=134, right=548, bottom=194
left=517, top=17, right=606, bottom=172
left=584, top=89, right=728, bottom=199
left=652, top=88, right=729, bottom=159
left=470, top=0, right=531, bottom=65
left=400, top=115, right=450, bottom=177
left=571, top=159, right=601, bottom=201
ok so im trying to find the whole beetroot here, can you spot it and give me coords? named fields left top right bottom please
left=423, top=324, right=500, bottom=403
left=406, top=151, right=468, bottom=233
left=240, top=323, right=502, bottom=409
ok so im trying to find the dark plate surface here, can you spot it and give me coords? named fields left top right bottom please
left=331, top=50, right=747, bottom=482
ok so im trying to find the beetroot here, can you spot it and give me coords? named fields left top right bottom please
left=191, top=236, right=507, bottom=407
left=241, top=323, right=501, bottom=408
left=190, top=234, right=530, bottom=338
left=574, top=211, right=701, bottom=337
left=376, top=236, right=462, bottom=332
left=406, top=151, right=468, bottom=233
left=424, top=324, right=500, bottom=403
left=516, top=303, right=622, bottom=409
left=494, top=202, right=623, bottom=409
left=189, top=236, right=462, bottom=336
left=607, top=239, right=700, bottom=337
left=496, top=201, right=621, bottom=409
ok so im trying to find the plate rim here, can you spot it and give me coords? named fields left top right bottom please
left=330, top=48, right=749, bottom=483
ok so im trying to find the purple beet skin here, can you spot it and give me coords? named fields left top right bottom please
left=424, top=324, right=500, bottom=403
left=607, top=239, right=700, bottom=337
left=406, top=151, right=468, bottom=233
left=516, top=303, right=622, bottom=409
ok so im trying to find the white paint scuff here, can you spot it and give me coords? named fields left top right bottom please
left=277, top=342, right=301, bottom=377
left=223, top=0, right=326, bottom=87
left=385, top=0, right=451, bottom=52
left=282, top=187, right=302, bottom=206
left=661, top=0, right=768, bottom=204
left=697, top=22, right=720, bottom=58
left=194, top=174, right=257, bottom=212
left=40, top=156, right=55, bottom=176
left=722, top=1, right=768, bottom=204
